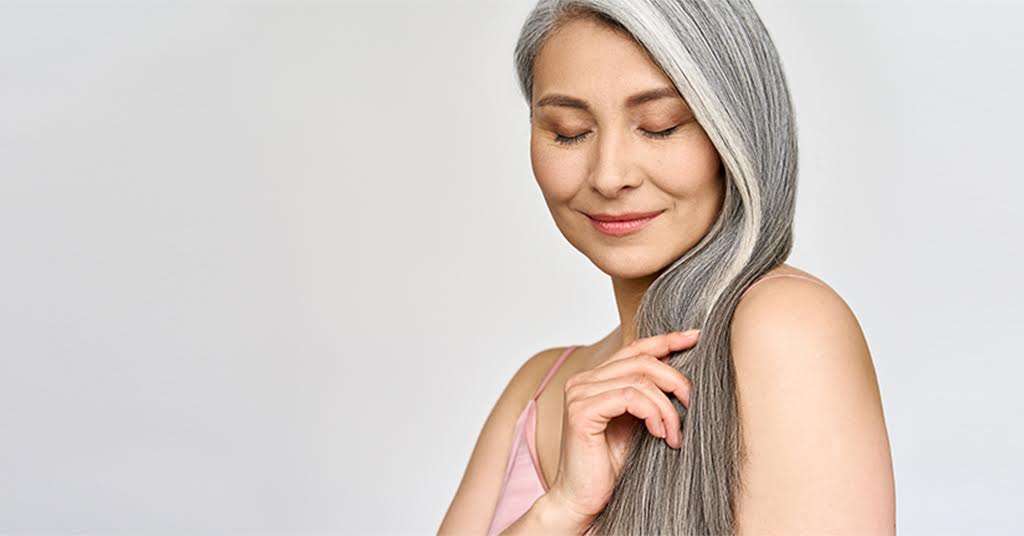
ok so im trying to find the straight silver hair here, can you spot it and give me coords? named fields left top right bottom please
left=514, top=1, right=798, bottom=534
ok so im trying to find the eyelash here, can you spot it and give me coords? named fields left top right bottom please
left=554, top=126, right=679, bottom=146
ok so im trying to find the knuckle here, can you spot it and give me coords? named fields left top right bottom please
left=565, top=399, right=583, bottom=418
left=627, top=372, right=646, bottom=386
left=564, top=372, right=586, bottom=391
left=630, top=374, right=655, bottom=393
left=564, top=388, right=578, bottom=404
left=665, top=402, right=680, bottom=416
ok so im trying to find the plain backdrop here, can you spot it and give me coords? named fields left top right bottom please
left=1, top=0, right=1022, bottom=534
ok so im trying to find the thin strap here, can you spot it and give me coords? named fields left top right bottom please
left=741, top=272, right=828, bottom=298
left=530, top=346, right=579, bottom=401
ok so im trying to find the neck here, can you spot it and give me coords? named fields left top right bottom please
left=610, top=271, right=660, bottom=347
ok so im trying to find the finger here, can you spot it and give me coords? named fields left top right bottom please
left=571, top=386, right=668, bottom=444
left=604, top=329, right=700, bottom=366
left=567, top=375, right=682, bottom=449
left=588, top=354, right=693, bottom=410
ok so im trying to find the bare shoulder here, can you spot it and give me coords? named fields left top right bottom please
left=730, top=265, right=896, bottom=535
left=732, top=265, right=861, bottom=364
left=436, top=345, right=573, bottom=534
left=507, top=345, right=576, bottom=401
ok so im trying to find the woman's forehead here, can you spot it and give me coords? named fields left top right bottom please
left=532, top=19, right=674, bottom=104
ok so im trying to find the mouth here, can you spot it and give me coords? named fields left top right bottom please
left=585, top=209, right=665, bottom=237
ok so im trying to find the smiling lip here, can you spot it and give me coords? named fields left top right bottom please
left=585, top=210, right=665, bottom=237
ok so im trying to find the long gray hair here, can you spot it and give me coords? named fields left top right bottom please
left=514, top=1, right=798, bottom=534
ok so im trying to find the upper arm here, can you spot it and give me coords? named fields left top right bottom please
left=731, top=277, right=895, bottom=536
left=437, top=347, right=566, bottom=535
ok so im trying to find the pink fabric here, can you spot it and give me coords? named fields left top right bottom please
left=486, top=345, right=578, bottom=536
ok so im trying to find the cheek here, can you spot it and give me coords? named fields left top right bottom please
left=530, top=135, right=586, bottom=202
left=653, top=133, right=722, bottom=196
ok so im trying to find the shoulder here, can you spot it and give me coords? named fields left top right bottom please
left=436, top=345, right=575, bottom=533
left=468, top=346, right=573, bottom=438
left=730, top=265, right=873, bottom=424
left=484, top=345, right=576, bottom=433
left=729, top=266, right=895, bottom=533
left=505, top=346, right=575, bottom=402
left=730, top=268, right=873, bottom=421
left=731, top=265, right=860, bottom=358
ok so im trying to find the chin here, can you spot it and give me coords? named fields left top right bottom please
left=588, top=249, right=668, bottom=280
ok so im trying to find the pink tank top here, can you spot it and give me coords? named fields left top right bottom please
left=484, top=270, right=825, bottom=533
left=486, top=345, right=579, bottom=536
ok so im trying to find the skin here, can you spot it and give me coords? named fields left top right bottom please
left=440, top=16, right=895, bottom=536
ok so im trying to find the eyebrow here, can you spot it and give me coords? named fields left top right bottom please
left=533, top=86, right=682, bottom=112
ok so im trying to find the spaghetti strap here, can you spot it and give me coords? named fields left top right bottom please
left=741, top=272, right=828, bottom=298
left=530, top=346, right=579, bottom=401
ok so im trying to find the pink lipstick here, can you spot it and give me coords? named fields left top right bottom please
left=586, top=210, right=665, bottom=237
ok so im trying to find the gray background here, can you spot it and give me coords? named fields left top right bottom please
left=1, top=0, right=1021, bottom=534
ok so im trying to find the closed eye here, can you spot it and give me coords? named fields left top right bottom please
left=554, top=131, right=590, bottom=146
left=644, top=125, right=680, bottom=139
left=553, top=125, right=680, bottom=146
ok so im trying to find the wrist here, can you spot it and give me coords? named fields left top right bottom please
left=531, top=489, right=595, bottom=535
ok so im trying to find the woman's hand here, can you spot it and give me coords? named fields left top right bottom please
left=545, top=329, right=699, bottom=527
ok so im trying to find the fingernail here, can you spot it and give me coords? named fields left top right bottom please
left=680, top=329, right=700, bottom=337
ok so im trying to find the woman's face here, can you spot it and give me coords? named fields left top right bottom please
left=530, top=17, right=725, bottom=280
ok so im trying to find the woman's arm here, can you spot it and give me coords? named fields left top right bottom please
left=437, top=347, right=573, bottom=534
left=730, top=276, right=896, bottom=535
left=497, top=490, right=593, bottom=535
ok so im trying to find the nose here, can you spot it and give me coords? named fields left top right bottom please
left=587, top=127, right=643, bottom=198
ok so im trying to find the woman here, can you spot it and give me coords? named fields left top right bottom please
left=439, top=1, right=895, bottom=534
